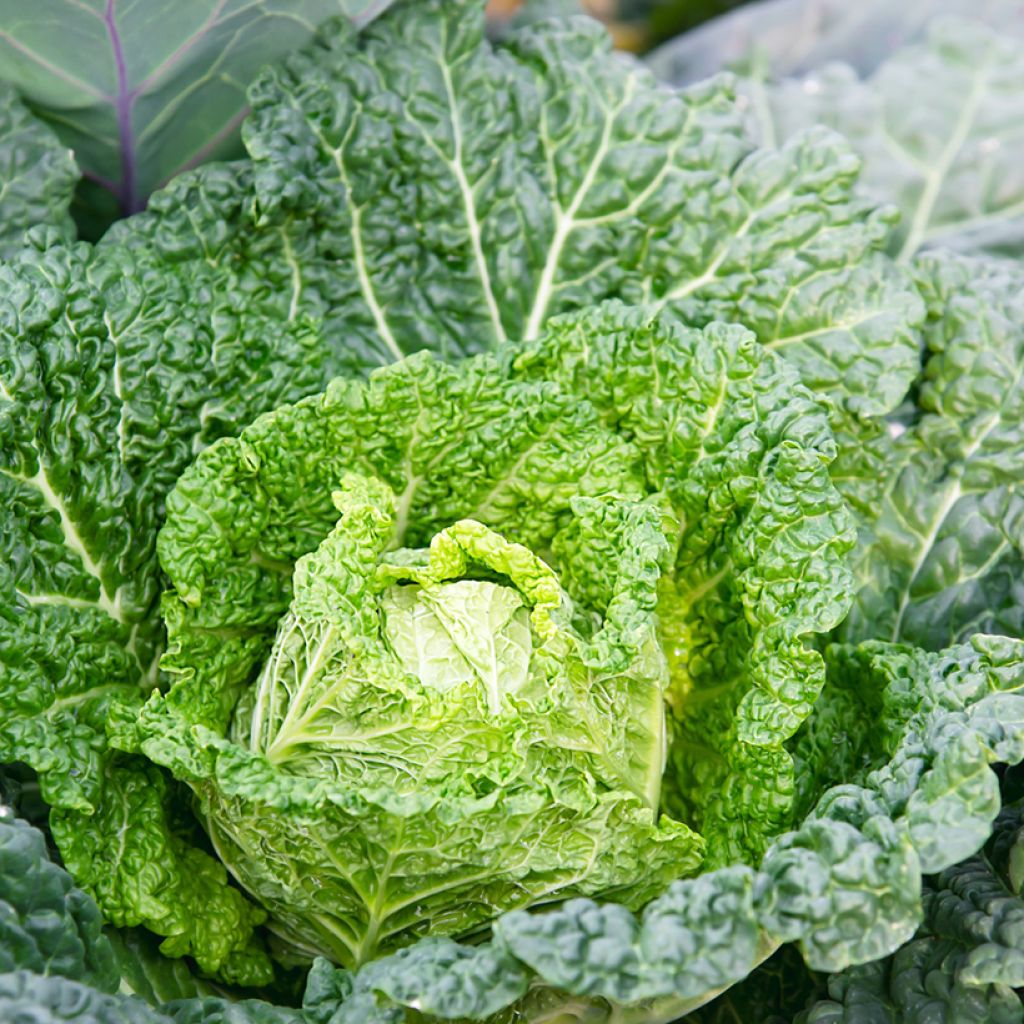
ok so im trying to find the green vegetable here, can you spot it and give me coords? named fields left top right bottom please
left=842, top=253, right=1024, bottom=649
left=94, top=0, right=921, bottom=413
left=0, top=807, right=116, bottom=991
left=113, top=302, right=848, bottom=966
left=0, top=0, right=397, bottom=234
left=797, top=793, right=1024, bottom=1023
left=728, top=17, right=1024, bottom=263
left=0, top=83, right=76, bottom=255
left=306, top=633, right=1024, bottom=1022
left=6, top=1, right=1024, bottom=1020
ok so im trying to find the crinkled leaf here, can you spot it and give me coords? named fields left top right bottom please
left=512, top=303, right=855, bottom=864
left=798, top=635, right=1024, bottom=868
left=0, top=971, right=171, bottom=1024
left=0, top=810, right=116, bottom=990
left=354, top=939, right=530, bottom=1021
left=759, top=817, right=922, bottom=972
left=799, top=945, right=1023, bottom=1024
left=306, top=635, right=1024, bottom=1022
left=0, top=233, right=322, bottom=978
left=841, top=254, right=1024, bottom=649
left=0, top=83, right=76, bottom=254
left=49, top=760, right=271, bottom=986
left=127, top=340, right=700, bottom=967
left=89, top=0, right=923, bottom=412
left=799, top=799, right=1024, bottom=1023
left=495, top=868, right=763, bottom=1004
left=164, top=998, right=303, bottom=1024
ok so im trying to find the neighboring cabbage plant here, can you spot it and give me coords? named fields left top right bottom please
left=110, top=303, right=853, bottom=968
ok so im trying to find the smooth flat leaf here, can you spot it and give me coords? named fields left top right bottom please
left=0, top=0, right=395, bottom=230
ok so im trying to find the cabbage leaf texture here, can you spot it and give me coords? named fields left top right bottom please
left=114, top=303, right=850, bottom=966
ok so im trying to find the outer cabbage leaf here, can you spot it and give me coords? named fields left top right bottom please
left=92, top=0, right=923, bottom=415
left=119, top=335, right=702, bottom=968
left=0, top=232, right=327, bottom=980
left=105, top=930, right=226, bottom=1007
left=680, top=945, right=825, bottom=1023
left=736, top=17, right=1024, bottom=262
left=0, top=0, right=396, bottom=231
left=49, top=760, right=271, bottom=986
left=0, top=82, right=76, bottom=254
left=511, top=303, right=855, bottom=864
left=646, top=0, right=1024, bottom=84
left=0, top=971, right=302, bottom=1024
left=0, top=971, right=171, bottom=1024
left=840, top=253, right=1024, bottom=649
left=800, top=797, right=1024, bottom=1024
left=0, top=809, right=116, bottom=990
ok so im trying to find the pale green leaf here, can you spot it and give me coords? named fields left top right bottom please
left=739, top=17, right=1024, bottom=262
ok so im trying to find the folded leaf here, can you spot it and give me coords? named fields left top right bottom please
left=86, top=0, right=924, bottom=413
left=0, top=809, right=116, bottom=990
left=512, top=303, right=855, bottom=863
left=124, top=339, right=702, bottom=968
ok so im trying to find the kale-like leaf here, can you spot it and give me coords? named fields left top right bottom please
left=96, top=0, right=922, bottom=415
left=841, top=254, right=1024, bottom=649
left=0, top=809, right=116, bottom=991
left=0, top=84, right=76, bottom=255
left=799, top=797, right=1024, bottom=1023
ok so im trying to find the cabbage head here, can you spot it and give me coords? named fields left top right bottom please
left=114, top=340, right=703, bottom=967
left=113, top=304, right=852, bottom=968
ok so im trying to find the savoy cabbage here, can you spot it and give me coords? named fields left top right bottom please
left=4, top=1, right=1024, bottom=1022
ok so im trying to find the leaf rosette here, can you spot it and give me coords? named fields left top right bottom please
left=107, top=303, right=854, bottom=968
left=113, top=341, right=700, bottom=967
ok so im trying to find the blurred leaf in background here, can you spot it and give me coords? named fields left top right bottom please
left=647, top=0, right=1024, bottom=84
left=485, top=0, right=751, bottom=51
